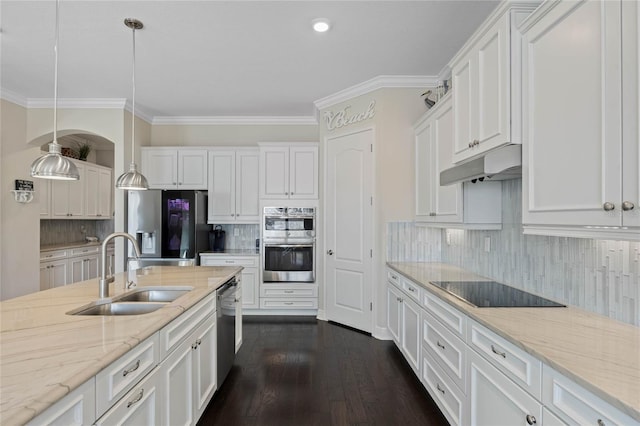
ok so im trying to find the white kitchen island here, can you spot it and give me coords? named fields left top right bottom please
left=0, top=265, right=242, bottom=425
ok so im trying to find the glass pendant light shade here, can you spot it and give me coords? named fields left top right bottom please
left=31, top=142, right=80, bottom=180
left=116, top=162, right=148, bottom=190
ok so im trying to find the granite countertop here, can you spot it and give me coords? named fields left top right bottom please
left=0, top=265, right=242, bottom=425
left=200, top=249, right=260, bottom=256
left=387, top=262, right=640, bottom=422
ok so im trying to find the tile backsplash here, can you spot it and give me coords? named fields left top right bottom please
left=41, top=219, right=114, bottom=246
left=210, top=224, right=260, bottom=250
left=387, top=179, right=639, bottom=326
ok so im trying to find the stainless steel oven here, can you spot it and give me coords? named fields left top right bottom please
left=263, top=207, right=315, bottom=283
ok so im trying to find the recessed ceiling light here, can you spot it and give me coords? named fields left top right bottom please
left=312, top=18, right=331, bottom=33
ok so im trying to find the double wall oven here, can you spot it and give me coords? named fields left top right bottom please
left=262, top=207, right=315, bottom=283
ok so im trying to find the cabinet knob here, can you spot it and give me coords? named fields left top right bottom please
left=285, top=192, right=289, bottom=195
left=468, top=142, right=473, bottom=148
left=474, top=139, right=480, bottom=146
left=172, top=182, right=176, bottom=185
left=436, top=383, right=445, bottom=395
left=621, top=201, right=635, bottom=211
left=603, top=202, right=616, bottom=211
left=327, top=250, right=334, bottom=255
left=526, top=414, right=536, bottom=425
left=597, top=419, right=606, bottom=426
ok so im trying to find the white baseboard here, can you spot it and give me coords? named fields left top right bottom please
left=316, top=309, right=327, bottom=321
left=373, top=325, right=392, bottom=341
left=242, top=309, right=318, bottom=316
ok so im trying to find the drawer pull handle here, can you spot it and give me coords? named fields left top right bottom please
left=491, top=345, right=506, bottom=358
left=284, top=302, right=294, bottom=305
left=122, top=359, right=140, bottom=377
left=192, top=342, right=198, bottom=350
left=225, top=261, right=234, bottom=264
left=526, top=414, right=537, bottom=425
left=436, top=383, right=445, bottom=395
left=597, top=420, right=605, bottom=426
left=436, top=341, right=445, bottom=350
left=408, top=287, right=415, bottom=292
left=196, top=338, right=202, bottom=346
left=127, top=388, right=144, bottom=408
left=284, top=290, right=294, bottom=294
left=391, top=274, right=398, bottom=280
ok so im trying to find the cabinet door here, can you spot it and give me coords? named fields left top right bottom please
left=51, top=179, right=71, bottom=218
left=452, top=53, right=475, bottom=161
left=178, top=149, right=208, bottom=189
left=433, top=98, right=463, bottom=221
left=622, top=0, right=640, bottom=228
left=161, top=336, right=195, bottom=426
left=26, top=378, right=95, bottom=426
left=40, top=262, right=52, bottom=291
left=468, top=348, right=541, bottom=426
left=68, top=257, right=85, bottom=284
left=208, top=150, right=236, bottom=222
left=260, top=146, right=289, bottom=198
left=192, top=317, right=217, bottom=421
left=38, top=179, right=51, bottom=218
left=415, top=113, right=435, bottom=220
left=522, top=0, right=623, bottom=227
left=86, top=255, right=99, bottom=280
left=289, top=146, right=318, bottom=199
left=67, top=164, right=85, bottom=217
left=235, top=150, right=260, bottom=222
left=85, top=165, right=99, bottom=218
left=50, top=260, right=68, bottom=287
left=95, top=367, right=162, bottom=426
left=387, top=284, right=402, bottom=345
left=142, top=149, right=178, bottom=189
left=401, top=295, right=421, bottom=376
left=241, top=267, right=259, bottom=309
left=98, top=168, right=112, bottom=218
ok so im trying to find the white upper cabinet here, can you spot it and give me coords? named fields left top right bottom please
left=141, top=147, right=208, bottom=190
left=259, top=143, right=318, bottom=200
left=208, top=148, right=260, bottom=224
left=521, top=0, right=639, bottom=239
left=450, top=3, right=538, bottom=164
left=51, top=162, right=86, bottom=218
left=85, top=164, right=112, bottom=219
left=414, top=94, right=502, bottom=229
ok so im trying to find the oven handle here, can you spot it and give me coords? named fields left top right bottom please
left=264, top=243, right=315, bottom=248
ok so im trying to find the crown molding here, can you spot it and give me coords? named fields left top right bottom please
left=152, top=116, right=318, bottom=126
left=124, top=101, right=154, bottom=124
left=27, top=98, right=127, bottom=109
left=313, top=75, right=439, bottom=111
left=0, top=88, right=28, bottom=107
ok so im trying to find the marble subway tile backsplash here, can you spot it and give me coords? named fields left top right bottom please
left=387, top=180, right=639, bottom=326
left=211, top=224, right=260, bottom=250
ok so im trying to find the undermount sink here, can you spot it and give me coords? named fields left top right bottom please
left=67, top=302, right=166, bottom=316
left=67, top=286, right=194, bottom=316
left=114, top=287, right=193, bottom=303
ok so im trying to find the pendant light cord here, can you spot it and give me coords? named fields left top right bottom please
left=53, top=0, right=59, bottom=145
left=131, top=25, right=136, bottom=164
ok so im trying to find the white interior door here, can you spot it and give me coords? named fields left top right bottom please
left=325, top=128, right=373, bottom=333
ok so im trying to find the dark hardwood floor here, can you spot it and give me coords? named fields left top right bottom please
left=198, top=316, right=448, bottom=426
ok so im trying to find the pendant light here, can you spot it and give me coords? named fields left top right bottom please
left=116, top=18, right=148, bottom=190
left=30, top=0, right=80, bottom=181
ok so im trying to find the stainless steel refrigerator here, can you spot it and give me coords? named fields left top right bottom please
left=128, top=190, right=209, bottom=264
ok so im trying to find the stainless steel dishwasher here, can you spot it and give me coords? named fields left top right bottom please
left=217, top=277, right=238, bottom=386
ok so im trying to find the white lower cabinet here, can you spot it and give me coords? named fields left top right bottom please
left=468, top=347, right=542, bottom=426
left=260, top=283, right=319, bottom=310
left=40, top=259, right=68, bottom=291
left=26, top=378, right=95, bottom=426
left=422, top=350, right=466, bottom=426
left=95, top=367, right=162, bottom=426
left=200, top=255, right=259, bottom=310
left=386, top=280, right=421, bottom=376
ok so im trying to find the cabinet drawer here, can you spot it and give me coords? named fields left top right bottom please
left=200, top=255, right=258, bottom=267
left=422, top=289, right=466, bottom=339
left=422, top=350, right=466, bottom=426
left=260, top=284, right=318, bottom=298
left=26, top=378, right=95, bottom=426
left=40, top=249, right=68, bottom=261
left=402, top=278, right=422, bottom=303
left=159, top=292, right=216, bottom=358
left=95, top=333, right=159, bottom=417
left=260, top=298, right=318, bottom=309
left=542, top=365, right=638, bottom=426
left=468, top=319, right=541, bottom=399
left=422, top=310, right=466, bottom=393
left=70, top=246, right=100, bottom=257
left=387, top=268, right=401, bottom=287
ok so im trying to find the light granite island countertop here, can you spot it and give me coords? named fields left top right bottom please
left=387, top=261, right=640, bottom=423
left=0, top=265, right=242, bottom=425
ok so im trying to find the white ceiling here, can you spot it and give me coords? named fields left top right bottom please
left=1, top=1, right=499, bottom=119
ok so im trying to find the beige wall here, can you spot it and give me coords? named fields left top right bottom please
left=150, top=123, right=317, bottom=146
left=0, top=99, right=40, bottom=300
left=318, top=87, right=428, bottom=336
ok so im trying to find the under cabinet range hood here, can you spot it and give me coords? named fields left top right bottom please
left=440, top=144, right=522, bottom=186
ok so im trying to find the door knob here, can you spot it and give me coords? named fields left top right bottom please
left=327, top=250, right=334, bottom=255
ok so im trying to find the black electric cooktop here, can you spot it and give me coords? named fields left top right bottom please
left=430, top=281, right=566, bottom=308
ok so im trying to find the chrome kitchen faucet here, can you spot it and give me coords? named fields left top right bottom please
left=99, top=232, right=141, bottom=299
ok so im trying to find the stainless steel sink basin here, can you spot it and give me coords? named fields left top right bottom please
left=114, top=287, right=193, bottom=303
left=67, top=302, right=166, bottom=316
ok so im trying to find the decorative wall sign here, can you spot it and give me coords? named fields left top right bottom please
left=15, top=179, right=34, bottom=191
left=324, top=100, right=376, bottom=131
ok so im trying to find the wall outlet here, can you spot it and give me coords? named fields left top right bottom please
left=446, top=231, right=452, bottom=246
left=233, top=228, right=240, bottom=236
left=484, top=236, right=491, bottom=253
